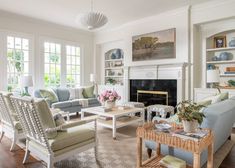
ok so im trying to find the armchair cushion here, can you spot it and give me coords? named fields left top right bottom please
left=52, top=101, right=72, bottom=108
left=35, top=99, right=57, bottom=139
left=48, top=124, right=95, bottom=151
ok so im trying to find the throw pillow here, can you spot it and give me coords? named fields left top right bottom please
left=39, top=88, right=58, bottom=104
left=202, top=94, right=221, bottom=104
left=82, top=85, right=95, bottom=98
left=53, top=113, right=66, bottom=127
left=218, top=92, right=229, bottom=101
left=69, top=87, right=84, bottom=100
left=197, top=99, right=212, bottom=106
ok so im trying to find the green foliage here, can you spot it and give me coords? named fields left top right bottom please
left=228, top=80, right=235, bottom=87
left=49, top=53, right=59, bottom=63
left=107, top=78, right=116, bottom=85
left=176, top=100, right=206, bottom=125
left=7, top=85, right=13, bottom=92
left=133, top=37, right=159, bottom=50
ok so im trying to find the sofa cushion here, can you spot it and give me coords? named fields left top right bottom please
left=218, top=92, right=229, bottom=101
left=197, top=99, right=212, bottom=106
left=202, top=94, right=221, bottom=104
left=35, top=99, right=57, bottom=139
left=88, top=98, right=99, bottom=105
left=71, top=99, right=81, bottom=106
left=82, top=85, right=95, bottom=98
left=52, top=101, right=72, bottom=108
left=48, top=124, right=95, bottom=151
left=69, top=88, right=84, bottom=100
left=39, top=89, right=58, bottom=104
left=56, top=88, right=70, bottom=102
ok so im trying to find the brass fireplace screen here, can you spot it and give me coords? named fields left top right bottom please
left=136, top=90, right=168, bottom=105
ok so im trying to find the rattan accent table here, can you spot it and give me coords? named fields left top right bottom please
left=136, top=122, right=214, bottom=168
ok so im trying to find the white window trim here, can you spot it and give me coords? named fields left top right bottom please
left=39, top=36, right=84, bottom=88
left=0, top=30, right=34, bottom=91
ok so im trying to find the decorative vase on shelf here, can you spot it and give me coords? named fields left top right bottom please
left=182, top=120, right=199, bottom=133
left=229, top=37, right=235, bottom=47
left=105, top=101, right=115, bottom=109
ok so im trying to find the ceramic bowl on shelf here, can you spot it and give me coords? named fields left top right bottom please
left=229, top=37, right=235, bottom=47
left=219, top=52, right=230, bottom=61
left=212, top=56, right=219, bottom=61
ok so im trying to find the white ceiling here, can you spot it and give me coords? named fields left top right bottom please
left=0, top=0, right=214, bottom=31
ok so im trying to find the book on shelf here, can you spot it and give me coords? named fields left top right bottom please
left=159, top=155, right=186, bottom=168
left=172, top=129, right=208, bottom=141
left=224, top=71, right=235, bottom=74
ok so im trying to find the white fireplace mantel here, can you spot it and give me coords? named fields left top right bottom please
left=123, top=62, right=188, bottom=103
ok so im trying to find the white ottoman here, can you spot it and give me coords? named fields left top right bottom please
left=147, top=104, right=174, bottom=121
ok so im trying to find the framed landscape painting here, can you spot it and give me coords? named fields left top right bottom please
left=132, top=28, right=176, bottom=61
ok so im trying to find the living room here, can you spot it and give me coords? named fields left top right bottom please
left=0, top=0, right=235, bottom=168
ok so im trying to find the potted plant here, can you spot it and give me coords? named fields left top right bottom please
left=98, top=90, right=121, bottom=108
left=176, top=100, right=205, bottom=133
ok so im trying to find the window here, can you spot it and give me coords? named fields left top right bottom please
left=44, top=42, right=61, bottom=87
left=7, top=36, right=30, bottom=90
left=66, top=45, right=81, bottom=87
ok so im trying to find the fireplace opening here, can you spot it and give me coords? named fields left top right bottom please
left=130, top=79, right=177, bottom=107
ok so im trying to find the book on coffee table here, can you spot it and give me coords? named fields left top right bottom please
left=93, top=106, right=112, bottom=112
left=173, top=129, right=208, bottom=141
left=159, top=155, right=186, bottom=168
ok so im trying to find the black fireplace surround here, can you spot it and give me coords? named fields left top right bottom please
left=130, top=79, right=177, bottom=107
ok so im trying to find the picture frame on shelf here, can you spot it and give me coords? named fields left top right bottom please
left=214, top=36, right=226, bottom=48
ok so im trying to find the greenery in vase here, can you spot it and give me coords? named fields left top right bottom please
left=176, top=100, right=205, bottom=125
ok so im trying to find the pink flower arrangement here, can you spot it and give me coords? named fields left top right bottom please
left=98, top=90, right=121, bottom=103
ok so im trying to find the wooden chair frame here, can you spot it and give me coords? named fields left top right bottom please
left=10, top=96, right=98, bottom=168
left=0, top=92, right=24, bottom=151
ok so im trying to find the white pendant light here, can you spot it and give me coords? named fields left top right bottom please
left=80, top=0, right=108, bottom=30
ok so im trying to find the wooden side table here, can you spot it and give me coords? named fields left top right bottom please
left=136, top=123, right=214, bottom=168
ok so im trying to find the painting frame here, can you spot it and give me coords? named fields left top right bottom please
left=132, top=28, right=176, bottom=62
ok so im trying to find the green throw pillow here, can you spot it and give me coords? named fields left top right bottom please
left=82, top=85, right=95, bottom=98
left=39, top=89, right=58, bottom=104
left=197, top=99, right=212, bottom=106
left=218, top=92, right=229, bottom=101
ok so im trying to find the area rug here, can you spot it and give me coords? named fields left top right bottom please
left=54, top=124, right=234, bottom=168
left=16, top=123, right=234, bottom=168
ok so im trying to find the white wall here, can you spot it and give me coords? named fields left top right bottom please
left=94, top=7, right=190, bottom=100
left=191, top=0, right=235, bottom=90
left=0, top=10, right=94, bottom=90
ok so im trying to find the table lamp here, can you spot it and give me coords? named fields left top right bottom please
left=206, top=69, right=219, bottom=88
left=20, top=75, right=33, bottom=96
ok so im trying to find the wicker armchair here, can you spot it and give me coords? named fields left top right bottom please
left=0, top=92, right=24, bottom=151
left=11, top=96, right=98, bottom=168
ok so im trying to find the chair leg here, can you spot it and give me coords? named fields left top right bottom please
left=147, top=148, right=152, bottom=158
left=0, top=131, right=5, bottom=142
left=47, top=155, right=54, bottom=168
left=94, top=146, right=98, bottom=161
left=10, top=133, right=16, bottom=151
left=23, top=140, right=30, bottom=164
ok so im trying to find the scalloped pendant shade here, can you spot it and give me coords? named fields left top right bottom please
left=80, top=12, right=108, bottom=30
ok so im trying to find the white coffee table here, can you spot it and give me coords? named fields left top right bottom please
left=81, top=106, right=145, bottom=139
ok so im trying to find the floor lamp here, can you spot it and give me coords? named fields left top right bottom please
left=90, top=74, right=98, bottom=96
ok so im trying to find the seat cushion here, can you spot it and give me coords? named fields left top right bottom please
left=49, top=124, right=95, bottom=151
left=82, top=85, right=95, bottom=98
left=52, top=101, right=72, bottom=108
left=35, top=99, right=57, bottom=139
left=56, top=88, right=70, bottom=102
left=71, top=99, right=81, bottom=106
left=88, top=98, right=99, bottom=105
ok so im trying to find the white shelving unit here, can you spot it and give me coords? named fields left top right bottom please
left=206, top=31, right=235, bottom=88
left=104, top=49, right=124, bottom=85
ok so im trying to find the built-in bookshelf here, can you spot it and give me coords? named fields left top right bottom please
left=104, top=49, right=124, bottom=85
left=206, top=30, right=235, bottom=88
